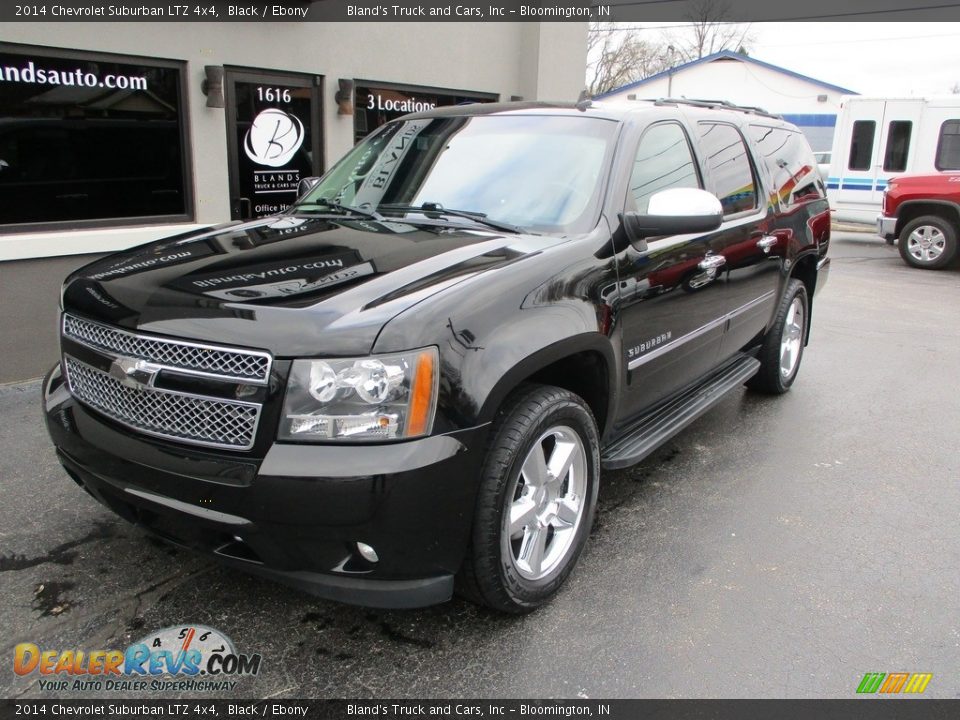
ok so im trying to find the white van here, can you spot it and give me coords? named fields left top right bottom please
left=827, top=95, right=960, bottom=224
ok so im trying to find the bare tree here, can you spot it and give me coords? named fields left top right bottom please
left=665, top=0, right=754, bottom=62
left=586, top=23, right=672, bottom=97
left=585, top=5, right=753, bottom=98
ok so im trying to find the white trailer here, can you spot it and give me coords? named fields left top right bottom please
left=827, top=95, right=960, bottom=223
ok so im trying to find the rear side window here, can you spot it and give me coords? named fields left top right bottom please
left=883, top=121, right=912, bottom=172
left=626, top=122, right=701, bottom=213
left=697, top=122, right=757, bottom=215
left=748, top=124, right=823, bottom=207
left=935, top=119, right=960, bottom=170
left=848, top=120, right=876, bottom=171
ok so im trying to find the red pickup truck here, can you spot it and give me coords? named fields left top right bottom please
left=878, top=173, right=960, bottom=269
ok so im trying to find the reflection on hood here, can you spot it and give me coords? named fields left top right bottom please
left=61, top=213, right=560, bottom=355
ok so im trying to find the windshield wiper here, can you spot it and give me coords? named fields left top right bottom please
left=292, top=198, right=384, bottom=221
left=378, top=202, right=529, bottom=235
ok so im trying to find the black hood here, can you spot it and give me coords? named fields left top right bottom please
left=62, top=214, right=558, bottom=356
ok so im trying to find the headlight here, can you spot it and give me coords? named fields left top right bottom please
left=279, top=347, right=439, bottom=442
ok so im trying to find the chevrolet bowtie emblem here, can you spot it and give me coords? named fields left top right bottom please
left=108, top=356, right=162, bottom=389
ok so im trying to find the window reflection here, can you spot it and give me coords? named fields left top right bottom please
left=697, top=122, right=757, bottom=215
left=300, top=115, right=617, bottom=234
left=627, top=122, right=700, bottom=213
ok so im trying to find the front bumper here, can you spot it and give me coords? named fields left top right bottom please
left=877, top=214, right=897, bottom=241
left=44, top=365, right=488, bottom=608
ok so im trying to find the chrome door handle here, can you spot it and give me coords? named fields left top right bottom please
left=698, top=254, right=727, bottom=271
left=756, top=236, right=778, bottom=253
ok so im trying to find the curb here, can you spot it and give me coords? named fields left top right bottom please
left=831, top=222, right=875, bottom=234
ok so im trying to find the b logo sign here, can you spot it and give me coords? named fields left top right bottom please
left=244, top=108, right=305, bottom=167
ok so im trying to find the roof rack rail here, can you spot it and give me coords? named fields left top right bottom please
left=650, top=97, right=782, bottom=120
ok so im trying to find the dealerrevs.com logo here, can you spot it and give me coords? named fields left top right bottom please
left=13, top=625, right=262, bottom=693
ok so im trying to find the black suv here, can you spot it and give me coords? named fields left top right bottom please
left=44, top=100, right=831, bottom=613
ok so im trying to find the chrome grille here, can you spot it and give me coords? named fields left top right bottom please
left=63, top=314, right=271, bottom=385
left=63, top=355, right=261, bottom=450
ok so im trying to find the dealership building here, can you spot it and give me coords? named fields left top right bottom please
left=0, top=22, right=588, bottom=383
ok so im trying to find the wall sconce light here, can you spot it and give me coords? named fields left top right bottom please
left=335, top=78, right=354, bottom=115
left=201, top=65, right=225, bottom=109
left=817, top=94, right=828, bottom=103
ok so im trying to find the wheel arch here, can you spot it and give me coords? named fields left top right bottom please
left=476, top=334, right=617, bottom=440
left=787, top=250, right=819, bottom=345
left=894, top=200, right=960, bottom=237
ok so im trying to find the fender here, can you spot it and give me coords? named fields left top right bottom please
left=475, top=331, right=619, bottom=435
left=371, top=231, right=622, bottom=434
left=893, top=199, right=960, bottom=233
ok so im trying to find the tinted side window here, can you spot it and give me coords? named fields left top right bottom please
left=697, top=122, right=757, bottom=215
left=748, top=124, right=823, bottom=207
left=883, top=121, right=912, bottom=172
left=626, top=122, right=700, bottom=213
left=848, top=120, right=876, bottom=171
left=935, top=119, right=960, bottom=170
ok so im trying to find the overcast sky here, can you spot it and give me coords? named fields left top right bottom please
left=637, top=22, right=960, bottom=96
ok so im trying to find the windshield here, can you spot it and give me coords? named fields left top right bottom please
left=295, top=114, right=618, bottom=234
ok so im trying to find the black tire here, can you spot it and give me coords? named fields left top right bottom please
left=898, top=215, right=958, bottom=270
left=456, top=384, right=600, bottom=613
left=747, top=279, right=808, bottom=395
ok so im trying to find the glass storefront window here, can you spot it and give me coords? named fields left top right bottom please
left=0, top=45, right=190, bottom=229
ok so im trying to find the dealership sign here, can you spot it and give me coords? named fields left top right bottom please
left=364, top=92, right=436, bottom=114
left=353, top=84, right=495, bottom=142
left=244, top=108, right=305, bottom=168
left=232, top=78, right=315, bottom=219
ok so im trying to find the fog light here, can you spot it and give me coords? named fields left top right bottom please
left=356, top=542, right=379, bottom=563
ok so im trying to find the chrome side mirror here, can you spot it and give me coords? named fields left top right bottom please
left=622, top=188, right=723, bottom=245
left=296, top=176, right=321, bottom=199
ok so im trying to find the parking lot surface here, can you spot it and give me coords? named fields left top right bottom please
left=1, top=232, right=958, bottom=699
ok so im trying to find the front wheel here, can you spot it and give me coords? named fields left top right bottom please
left=747, top=279, right=808, bottom=395
left=898, top=215, right=958, bottom=270
left=457, top=385, right=600, bottom=613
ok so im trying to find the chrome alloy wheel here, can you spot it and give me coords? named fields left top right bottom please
left=906, top=225, right=947, bottom=264
left=503, top=425, right=588, bottom=581
left=779, top=296, right=805, bottom=380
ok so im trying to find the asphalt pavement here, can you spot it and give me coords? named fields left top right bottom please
left=1, top=232, right=958, bottom=699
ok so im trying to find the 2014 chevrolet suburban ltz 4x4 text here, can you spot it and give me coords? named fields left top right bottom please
left=45, top=100, right=831, bottom=613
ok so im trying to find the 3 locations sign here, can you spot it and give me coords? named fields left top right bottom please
left=353, top=84, right=495, bottom=142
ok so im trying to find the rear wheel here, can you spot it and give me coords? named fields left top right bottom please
left=747, top=279, right=808, bottom=395
left=898, top=215, right=958, bottom=270
left=457, top=385, right=600, bottom=613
